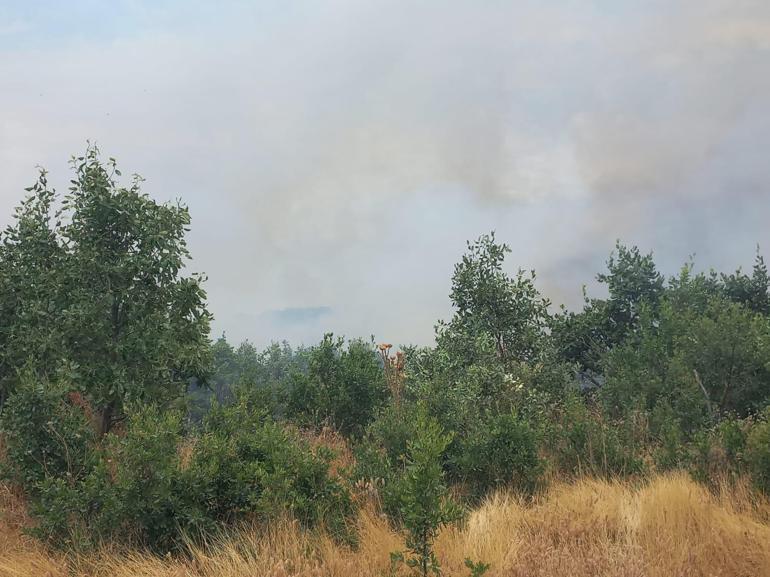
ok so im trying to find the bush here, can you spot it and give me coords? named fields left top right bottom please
left=455, top=412, right=541, bottom=497
left=547, top=394, right=646, bottom=477
left=351, top=402, right=423, bottom=519
left=676, top=413, right=760, bottom=489
left=1, top=376, right=96, bottom=487
left=746, top=409, right=770, bottom=493
left=186, top=400, right=355, bottom=541
left=19, top=400, right=355, bottom=551
left=287, top=335, right=387, bottom=436
left=389, top=411, right=460, bottom=577
left=27, top=405, right=194, bottom=551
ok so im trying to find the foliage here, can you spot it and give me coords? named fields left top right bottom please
left=1, top=374, right=96, bottom=487
left=14, top=400, right=354, bottom=551
left=746, top=409, right=770, bottom=493
left=0, top=146, right=212, bottom=433
left=721, top=251, right=770, bottom=315
left=552, top=242, right=664, bottom=372
left=185, top=399, right=354, bottom=540
left=25, top=405, right=189, bottom=551
left=464, top=558, right=491, bottom=577
left=390, top=411, right=461, bottom=577
left=7, top=151, right=770, bottom=558
left=546, top=393, right=646, bottom=478
left=287, top=334, right=387, bottom=436
left=446, top=233, right=550, bottom=365
left=455, top=412, right=541, bottom=497
left=602, top=294, right=770, bottom=430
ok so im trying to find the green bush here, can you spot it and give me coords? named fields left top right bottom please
left=18, top=400, right=355, bottom=551
left=186, top=400, right=355, bottom=541
left=746, top=409, right=770, bottom=493
left=548, top=394, right=646, bottom=477
left=27, top=405, right=194, bottom=551
left=287, top=335, right=387, bottom=436
left=351, top=403, right=423, bottom=519
left=455, top=412, right=541, bottom=497
left=389, top=411, right=460, bottom=577
left=1, top=376, right=96, bottom=487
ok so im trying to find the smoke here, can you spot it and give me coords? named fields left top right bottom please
left=1, top=0, right=769, bottom=345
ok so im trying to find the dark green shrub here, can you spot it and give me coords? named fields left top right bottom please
left=651, top=403, right=687, bottom=470
left=287, top=335, right=387, bottom=436
left=1, top=376, right=96, bottom=487
left=186, top=400, right=355, bottom=540
left=456, top=412, right=541, bottom=497
left=350, top=402, right=424, bottom=520
left=106, top=406, right=192, bottom=550
left=690, top=416, right=751, bottom=484
left=25, top=401, right=355, bottom=551
left=25, top=405, right=194, bottom=551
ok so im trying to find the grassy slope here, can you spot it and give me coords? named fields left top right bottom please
left=2, top=473, right=770, bottom=577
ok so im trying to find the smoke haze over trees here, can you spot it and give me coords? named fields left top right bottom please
left=2, top=0, right=769, bottom=346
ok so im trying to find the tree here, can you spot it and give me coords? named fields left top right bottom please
left=552, top=242, right=664, bottom=372
left=0, top=146, right=211, bottom=433
left=721, top=250, right=770, bottom=315
left=287, top=334, right=387, bottom=435
left=602, top=294, right=770, bottom=433
left=0, top=173, right=67, bottom=408
left=447, top=232, right=550, bottom=365
left=390, top=411, right=460, bottom=577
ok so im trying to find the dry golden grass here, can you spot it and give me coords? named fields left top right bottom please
left=2, top=472, right=770, bottom=577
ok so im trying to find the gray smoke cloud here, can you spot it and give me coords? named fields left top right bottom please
left=1, top=0, right=769, bottom=346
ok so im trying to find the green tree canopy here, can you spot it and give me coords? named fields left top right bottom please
left=445, top=232, right=550, bottom=365
left=0, top=146, right=211, bottom=433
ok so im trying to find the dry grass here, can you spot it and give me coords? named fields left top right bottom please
left=2, top=473, right=770, bottom=577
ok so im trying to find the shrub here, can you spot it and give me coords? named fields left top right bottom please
left=287, top=335, right=387, bottom=436
left=20, top=400, right=355, bottom=551
left=687, top=414, right=756, bottom=487
left=26, top=405, right=194, bottom=551
left=455, top=412, right=541, bottom=497
left=351, top=402, right=423, bottom=519
left=389, top=411, right=460, bottom=577
left=746, top=409, right=770, bottom=493
left=186, top=400, right=355, bottom=540
left=1, top=376, right=96, bottom=487
left=105, top=406, right=192, bottom=550
left=548, top=394, right=646, bottom=477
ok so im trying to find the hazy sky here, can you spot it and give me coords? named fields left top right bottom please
left=2, top=1, right=769, bottom=347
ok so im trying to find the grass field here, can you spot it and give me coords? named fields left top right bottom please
left=1, top=472, right=770, bottom=577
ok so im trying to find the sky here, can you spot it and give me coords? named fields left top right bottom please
left=1, top=0, right=769, bottom=348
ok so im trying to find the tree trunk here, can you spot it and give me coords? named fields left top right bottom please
left=97, top=402, right=115, bottom=436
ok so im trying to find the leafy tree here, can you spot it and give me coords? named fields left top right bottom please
left=553, top=242, right=664, bottom=372
left=720, top=250, right=770, bottom=315
left=446, top=232, right=550, bottom=365
left=0, top=173, right=67, bottom=408
left=0, top=146, right=212, bottom=433
left=210, top=335, right=239, bottom=402
left=598, top=243, right=665, bottom=333
left=287, top=334, right=386, bottom=435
